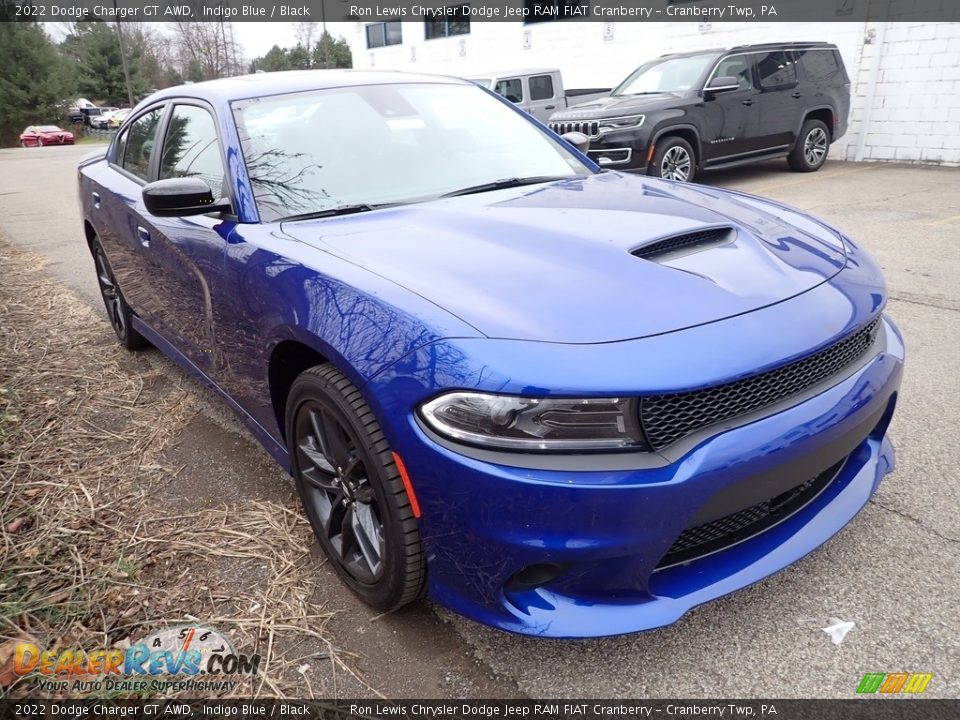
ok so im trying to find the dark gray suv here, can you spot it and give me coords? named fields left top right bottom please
left=549, top=42, right=850, bottom=182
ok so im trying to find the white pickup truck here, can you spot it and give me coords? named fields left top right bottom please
left=466, top=68, right=610, bottom=123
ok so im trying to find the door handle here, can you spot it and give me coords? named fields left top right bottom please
left=544, top=105, right=556, bottom=110
left=742, top=99, right=754, bottom=106
left=92, top=192, right=100, bottom=209
left=136, top=226, right=150, bottom=248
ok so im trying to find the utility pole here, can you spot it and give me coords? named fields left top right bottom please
left=113, top=0, right=135, bottom=106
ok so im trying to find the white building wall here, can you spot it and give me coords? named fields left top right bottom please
left=345, top=20, right=960, bottom=166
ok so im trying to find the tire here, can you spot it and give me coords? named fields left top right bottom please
left=650, top=136, right=696, bottom=182
left=286, top=364, right=425, bottom=611
left=788, top=119, right=830, bottom=172
left=92, top=238, right=147, bottom=351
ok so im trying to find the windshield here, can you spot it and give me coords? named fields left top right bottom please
left=232, top=82, right=591, bottom=222
left=613, top=55, right=716, bottom=96
left=36, top=125, right=60, bottom=132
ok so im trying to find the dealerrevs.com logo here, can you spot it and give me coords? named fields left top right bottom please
left=856, top=672, right=933, bottom=695
left=12, top=625, right=261, bottom=694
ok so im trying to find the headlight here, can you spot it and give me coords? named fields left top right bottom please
left=598, top=115, right=645, bottom=133
left=419, top=392, right=648, bottom=452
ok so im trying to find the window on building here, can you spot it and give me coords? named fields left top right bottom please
left=796, top=49, right=840, bottom=82
left=755, top=51, right=797, bottom=89
left=524, top=0, right=589, bottom=23
left=366, top=21, right=402, bottom=49
left=424, top=7, right=471, bottom=39
left=494, top=78, right=523, bottom=103
left=529, top=74, right=555, bottom=100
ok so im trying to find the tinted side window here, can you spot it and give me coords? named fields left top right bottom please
left=797, top=49, right=840, bottom=82
left=122, top=108, right=163, bottom=181
left=714, top=55, right=754, bottom=90
left=113, top=127, right=128, bottom=166
left=159, top=105, right=226, bottom=196
left=756, top=51, right=797, bottom=89
left=495, top=78, right=523, bottom=103
left=529, top=74, right=555, bottom=101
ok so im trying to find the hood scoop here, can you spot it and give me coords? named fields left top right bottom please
left=632, top=227, right=734, bottom=262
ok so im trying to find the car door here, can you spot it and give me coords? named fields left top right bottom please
left=98, top=105, right=168, bottom=324
left=136, top=101, right=236, bottom=374
left=700, top=53, right=761, bottom=161
left=526, top=73, right=560, bottom=122
left=752, top=50, right=801, bottom=152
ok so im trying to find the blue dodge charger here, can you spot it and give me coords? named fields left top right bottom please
left=78, top=71, right=903, bottom=638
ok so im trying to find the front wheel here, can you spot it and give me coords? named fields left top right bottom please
left=788, top=119, right=830, bottom=172
left=92, top=239, right=147, bottom=350
left=287, top=364, right=425, bottom=611
left=650, top=137, right=696, bottom=182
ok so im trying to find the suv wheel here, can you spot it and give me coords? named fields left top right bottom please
left=651, top=137, right=696, bottom=182
left=788, top=119, right=830, bottom=172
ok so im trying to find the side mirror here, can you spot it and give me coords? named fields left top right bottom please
left=143, top=177, right=230, bottom=217
left=561, top=131, right=591, bottom=153
left=705, top=76, right=741, bottom=94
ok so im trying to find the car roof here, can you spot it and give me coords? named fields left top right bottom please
left=660, top=41, right=837, bottom=59
left=466, top=68, right=559, bottom=78
left=145, top=70, right=469, bottom=105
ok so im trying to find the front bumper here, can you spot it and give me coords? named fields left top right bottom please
left=390, top=315, right=903, bottom=638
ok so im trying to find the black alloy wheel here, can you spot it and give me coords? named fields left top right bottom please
left=287, top=365, right=425, bottom=610
left=92, top=239, right=146, bottom=350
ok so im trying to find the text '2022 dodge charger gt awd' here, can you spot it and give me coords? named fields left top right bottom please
left=78, top=71, right=903, bottom=638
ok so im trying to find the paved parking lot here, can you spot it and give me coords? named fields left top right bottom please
left=0, top=144, right=957, bottom=698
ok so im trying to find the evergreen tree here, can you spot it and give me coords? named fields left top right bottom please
left=0, top=22, right=76, bottom=145
left=61, top=22, right=146, bottom=104
left=312, top=32, right=353, bottom=69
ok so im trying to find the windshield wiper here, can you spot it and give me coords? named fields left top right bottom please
left=440, top=176, right=574, bottom=199
left=280, top=203, right=378, bottom=222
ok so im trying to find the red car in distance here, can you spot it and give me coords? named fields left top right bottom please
left=20, top=125, right=75, bottom=147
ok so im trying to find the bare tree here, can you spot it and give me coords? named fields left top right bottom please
left=295, top=22, right=320, bottom=58
left=172, top=21, right=243, bottom=81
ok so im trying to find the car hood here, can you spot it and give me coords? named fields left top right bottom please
left=280, top=173, right=847, bottom=344
left=551, top=92, right=687, bottom=120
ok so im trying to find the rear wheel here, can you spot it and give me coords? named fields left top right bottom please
left=287, top=364, right=425, bottom=611
left=651, top=137, right=696, bottom=182
left=92, top=239, right=146, bottom=351
left=788, top=119, right=830, bottom=172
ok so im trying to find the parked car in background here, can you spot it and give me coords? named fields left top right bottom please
left=20, top=125, right=75, bottom=147
left=90, top=108, right=120, bottom=129
left=467, top=69, right=609, bottom=123
left=108, top=108, right=132, bottom=129
left=68, top=98, right=96, bottom=123
left=548, top=42, right=850, bottom=181
left=79, top=107, right=105, bottom=127
left=78, top=71, right=901, bottom=638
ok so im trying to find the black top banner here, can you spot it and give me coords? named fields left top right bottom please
left=1, top=0, right=959, bottom=23
left=0, top=700, right=955, bottom=720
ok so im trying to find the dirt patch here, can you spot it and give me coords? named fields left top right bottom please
left=0, top=238, right=377, bottom=698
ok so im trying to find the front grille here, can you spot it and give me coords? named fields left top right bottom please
left=549, top=120, right=600, bottom=139
left=633, top=227, right=733, bottom=260
left=656, top=459, right=845, bottom=568
left=640, top=317, right=881, bottom=451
